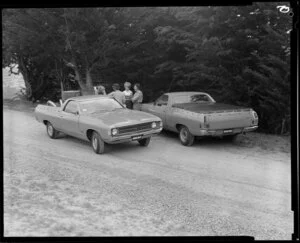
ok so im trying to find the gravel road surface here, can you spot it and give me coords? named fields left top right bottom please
left=3, top=107, right=292, bottom=239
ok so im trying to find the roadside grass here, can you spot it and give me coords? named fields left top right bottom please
left=234, top=132, right=290, bottom=153
left=3, top=99, right=37, bottom=112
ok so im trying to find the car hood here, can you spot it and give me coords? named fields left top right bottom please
left=85, top=108, right=160, bottom=126
left=172, top=102, right=251, bottom=113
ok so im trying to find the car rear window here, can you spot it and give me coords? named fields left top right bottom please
left=174, top=94, right=213, bottom=104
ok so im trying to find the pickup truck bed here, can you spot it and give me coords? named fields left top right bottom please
left=35, top=105, right=61, bottom=124
left=172, top=102, right=250, bottom=113
left=172, top=102, right=253, bottom=130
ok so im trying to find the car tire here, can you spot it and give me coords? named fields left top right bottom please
left=46, top=122, right=59, bottom=139
left=138, top=137, right=151, bottom=146
left=179, top=125, right=194, bottom=146
left=91, top=131, right=105, bottom=154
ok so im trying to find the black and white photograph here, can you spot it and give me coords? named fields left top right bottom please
left=2, top=3, right=298, bottom=240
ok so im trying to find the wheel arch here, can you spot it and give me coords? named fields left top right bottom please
left=86, top=129, right=95, bottom=141
left=86, top=129, right=104, bottom=140
left=175, top=123, right=186, bottom=132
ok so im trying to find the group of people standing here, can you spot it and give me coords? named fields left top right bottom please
left=94, top=82, right=143, bottom=110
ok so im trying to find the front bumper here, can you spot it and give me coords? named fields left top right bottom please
left=196, top=125, right=258, bottom=137
left=105, top=127, right=163, bottom=144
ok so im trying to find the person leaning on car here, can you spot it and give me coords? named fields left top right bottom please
left=132, top=83, right=143, bottom=110
left=94, top=85, right=106, bottom=95
left=108, top=83, right=126, bottom=105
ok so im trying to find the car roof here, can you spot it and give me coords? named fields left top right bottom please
left=68, top=95, right=111, bottom=102
left=164, top=91, right=209, bottom=96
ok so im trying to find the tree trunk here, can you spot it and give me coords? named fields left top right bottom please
left=83, top=56, right=94, bottom=95
left=17, top=55, right=32, bottom=100
left=55, top=59, right=65, bottom=98
left=70, top=58, right=93, bottom=96
left=61, top=80, right=64, bottom=99
left=73, top=69, right=90, bottom=95
left=85, top=68, right=94, bottom=89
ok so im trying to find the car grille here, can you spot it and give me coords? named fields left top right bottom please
left=117, top=122, right=153, bottom=135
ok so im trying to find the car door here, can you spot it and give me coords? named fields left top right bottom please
left=149, top=95, right=169, bottom=126
left=59, top=100, right=80, bottom=137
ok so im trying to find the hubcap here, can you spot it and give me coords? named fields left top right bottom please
left=92, top=136, right=98, bottom=150
left=48, top=125, right=53, bottom=136
left=180, top=128, right=188, bottom=142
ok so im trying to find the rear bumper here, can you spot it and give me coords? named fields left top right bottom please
left=196, top=125, right=258, bottom=136
left=105, top=127, right=163, bottom=144
left=243, top=125, right=259, bottom=133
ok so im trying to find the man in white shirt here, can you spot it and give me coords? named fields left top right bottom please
left=123, top=81, right=133, bottom=109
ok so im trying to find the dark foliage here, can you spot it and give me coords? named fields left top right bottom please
left=2, top=4, right=291, bottom=134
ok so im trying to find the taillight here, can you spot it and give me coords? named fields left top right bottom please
left=251, top=110, right=258, bottom=125
left=253, top=111, right=258, bottom=118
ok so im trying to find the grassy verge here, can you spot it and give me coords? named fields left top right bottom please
left=234, top=132, right=290, bottom=153
left=3, top=99, right=36, bottom=112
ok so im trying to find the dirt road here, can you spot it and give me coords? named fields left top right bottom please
left=3, top=106, right=292, bottom=239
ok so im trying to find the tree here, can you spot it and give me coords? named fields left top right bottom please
left=151, top=3, right=291, bottom=134
left=2, top=8, right=68, bottom=101
left=2, top=5, right=291, bottom=133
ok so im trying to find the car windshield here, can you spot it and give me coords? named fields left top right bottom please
left=174, top=94, right=213, bottom=104
left=80, top=98, right=124, bottom=113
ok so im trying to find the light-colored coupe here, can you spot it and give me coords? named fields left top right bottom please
left=35, top=95, right=163, bottom=154
left=141, top=92, right=258, bottom=146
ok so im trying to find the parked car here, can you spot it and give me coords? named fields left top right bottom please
left=141, top=92, right=258, bottom=146
left=35, top=95, right=163, bottom=154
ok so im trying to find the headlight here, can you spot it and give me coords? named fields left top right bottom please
left=111, top=128, right=118, bottom=136
left=151, top=122, right=157, bottom=128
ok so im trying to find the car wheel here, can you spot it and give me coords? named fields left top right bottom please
left=179, top=125, right=194, bottom=146
left=46, top=122, right=59, bottom=139
left=138, top=137, right=151, bottom=146
left=91, top=131, right=105, bottom=154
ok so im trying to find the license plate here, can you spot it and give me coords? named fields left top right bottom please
left=132, top=135, right=142, bottom=140
left=223, top=129, right=233, bottom=134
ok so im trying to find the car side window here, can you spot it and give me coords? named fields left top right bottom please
left=190, top=94, right=210, bottom=102
left=155, top=95, right=169, bottom=106
left=64, top=101, right=78, bottom=114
